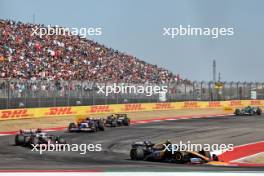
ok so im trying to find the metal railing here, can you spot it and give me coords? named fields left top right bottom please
left=0, top=79, right=264, bottom=109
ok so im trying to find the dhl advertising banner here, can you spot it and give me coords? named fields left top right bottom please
left=0, top=100, right=264, bottom=121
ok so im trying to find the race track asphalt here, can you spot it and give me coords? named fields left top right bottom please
left=0, top=115, right=264, bottom=171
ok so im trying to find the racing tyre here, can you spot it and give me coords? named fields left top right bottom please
left=234, top=109, right=241, bottom=116
left=15, top=134, right=24, bottom=146
left=130, top=148, right=145, bottom=160
left=256, top=108, right=262, bottom=115
left=68, top=123, right=77, bottom=132
left=24, top=136, right=30, bottom=145
left=98, top=120, right=105, bottom=131
left=174, top=152, right=185, bottom=163
left=123, top=118, right=130, bottom=126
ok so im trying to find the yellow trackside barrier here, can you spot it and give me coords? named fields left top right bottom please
left=0, top=100, right=264, bottom=121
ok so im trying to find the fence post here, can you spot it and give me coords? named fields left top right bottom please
left=209, top=82, right=212, bottom=101
left=229, top=82, right=233, bottom=100
left=236, top=82, right=239, bottom=100
left=262, top=83, right=264, bottom=99
left=249, top=82, right=252, bottom=100
left=184, top=82, right=187, bottom=101
left=242, top=82, right=245, bottom=100
left=192, top=82, right=195, bottom=100
left=200, top=82, right=203, bottom=101
left=7, top=79, right=10, bottom=109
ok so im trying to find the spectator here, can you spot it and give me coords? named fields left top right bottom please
left=0, top=19, right=182, bottom=84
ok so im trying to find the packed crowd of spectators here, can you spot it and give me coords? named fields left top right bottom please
left=0, top=19, right=182, bottom=84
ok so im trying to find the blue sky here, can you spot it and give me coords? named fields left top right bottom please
left=1, top=0, right=264, bottom=81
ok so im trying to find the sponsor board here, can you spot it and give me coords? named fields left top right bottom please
left=1, top=100, right=264, bottom=121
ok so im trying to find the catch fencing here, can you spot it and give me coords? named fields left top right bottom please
left=0, top=79, right=264, bottom=109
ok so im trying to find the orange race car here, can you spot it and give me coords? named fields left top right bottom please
left=130, top=140, right=224, bottom=165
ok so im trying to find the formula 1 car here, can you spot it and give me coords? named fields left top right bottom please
left=234, top=106, right=262, bottom=116
left=15, top=129, right=66, bottom=147
left=130, top=140, right=219, bottom=164
left=68, top=117, right=105, bottom=132
left=105, top=114, right=130, bottom=127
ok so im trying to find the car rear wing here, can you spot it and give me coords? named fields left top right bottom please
left=19, top=128, right=42, bottom=134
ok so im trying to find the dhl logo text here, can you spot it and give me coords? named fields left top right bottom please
left=154, top=103, right=174, bottom=110
left=230, top=101, right=242, bottom=106
left=0, top=109, right=30, bottom=119
left=123, top=104, right=145, bottom=111
left=183, top=101, right=199, bottom=108
left=208, top=101, right=221, bottom=107
left=89, top=105, right=113, bottom=113
left=45, top=107, right=74, bottom=116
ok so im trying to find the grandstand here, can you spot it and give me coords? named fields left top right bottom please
left=0, top=19, right=180, bottom=84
